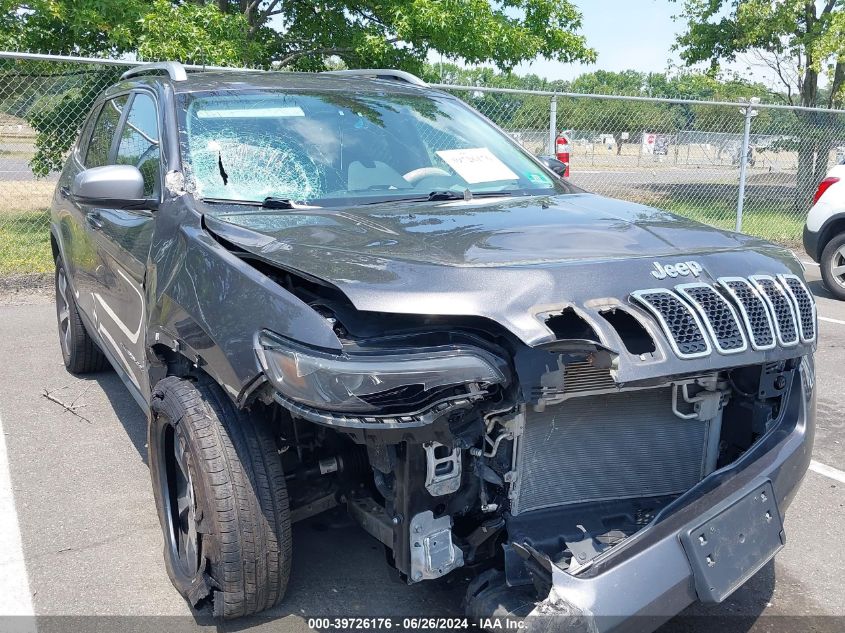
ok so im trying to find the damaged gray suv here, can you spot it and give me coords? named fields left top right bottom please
left=50, top=62, right=816, bottom=629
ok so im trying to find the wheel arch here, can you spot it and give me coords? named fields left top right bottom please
left=50, top=230, right=60, bottom=262
left=818, top=214, right=845, bottom=259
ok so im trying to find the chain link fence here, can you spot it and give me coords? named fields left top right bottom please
left=0, top=54, right=130, bottom=286
left=434, top=83, right=845, bottom=247
left=2, top=51, right=845, bottom=288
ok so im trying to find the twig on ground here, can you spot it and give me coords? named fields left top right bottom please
left=68, top=382, right=93, bottom=408
left=42, top=387, right=93, bottom=424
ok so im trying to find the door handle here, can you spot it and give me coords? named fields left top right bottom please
left=86, top=212, right=103, bottom=230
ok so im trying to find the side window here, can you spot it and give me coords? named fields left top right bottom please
left=116, top=93, right=160, bottom=196
left=84, top=95, right=128, bottom=168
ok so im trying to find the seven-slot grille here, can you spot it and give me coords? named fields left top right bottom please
left=749, top=275, right=799, bottom=347
left=675, top=283, right=747, bottom=354
left=630, top=275, right=814, bottom=359
left=630, top=289, right=711, bottom=359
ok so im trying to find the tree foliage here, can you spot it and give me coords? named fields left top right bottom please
left=671, top=0, right=845, bottom=206
left=0, top=0, right=596, bottom=175
left=1, top=0, right=596, bottom=71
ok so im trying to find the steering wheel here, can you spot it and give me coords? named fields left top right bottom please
left=403, top=167, right=451, bottom=185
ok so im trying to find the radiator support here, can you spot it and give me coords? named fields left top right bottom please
left=509, top=387, right=724, bottom=516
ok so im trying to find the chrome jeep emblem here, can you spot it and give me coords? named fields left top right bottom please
left=651, top=260, right=703, bottom=280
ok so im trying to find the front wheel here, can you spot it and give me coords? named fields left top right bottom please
left=148, top=377, right=292, bottom=618
left=820, top=233, right=845, bottom=301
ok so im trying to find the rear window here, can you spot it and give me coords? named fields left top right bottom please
left=177, top=90, right=568, bottom=207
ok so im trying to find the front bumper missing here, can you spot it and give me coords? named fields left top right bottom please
left=521, top=371, right=813, bottom=633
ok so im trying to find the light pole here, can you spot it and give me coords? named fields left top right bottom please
left=736, top=97, right=760, bottom=233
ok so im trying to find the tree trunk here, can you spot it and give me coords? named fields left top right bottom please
left=792, top=64, right=822, bottom=213
left=794, top=128, right=818, bottom=212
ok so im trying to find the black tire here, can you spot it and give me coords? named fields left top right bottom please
left=148, top=376, right=292, bottom=618
left=54, top=256, right=109, bottom=374
left=820, top=232, right=845, bottom=301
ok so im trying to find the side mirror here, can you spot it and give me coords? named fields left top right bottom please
left=71, top=165, right=157, bottom=210
left=538, top=155, right=568, bottom=178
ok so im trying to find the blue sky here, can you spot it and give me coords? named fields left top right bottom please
left=514, top=0, right=682, bottom=81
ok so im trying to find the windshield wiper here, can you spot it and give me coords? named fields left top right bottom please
left=362, top=190, right=512, bottom=205
left=201, top=196, right=296, bottom=209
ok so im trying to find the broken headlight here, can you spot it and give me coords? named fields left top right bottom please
left=256, top=330, right=506, bottom=413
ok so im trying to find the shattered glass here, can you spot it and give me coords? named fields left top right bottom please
left=178, top=90, right=562, bottom=207
left=187, top=133, right=324, bottom=201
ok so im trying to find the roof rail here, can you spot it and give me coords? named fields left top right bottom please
left=121, top=62, right=188, bottom=83
left=323, top=69, right=428, bottom=87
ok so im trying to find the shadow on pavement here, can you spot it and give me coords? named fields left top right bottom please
left=88, top=370, right=149, bottom=463
left=82, top=363, right=776, bottom=633
left=806, top=278, right=835, bottom=301
left=659, top=560, right=775, bottom=632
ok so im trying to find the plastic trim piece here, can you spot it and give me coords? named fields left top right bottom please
left=675, top=282, right=748, bottom=355
left=630, top=288, right=712, bottom=360
left=717, top=277, right=777, bottom=352
left=749, top=275, right=800, bottom=348
left=777, top=274, right=817, bottom=344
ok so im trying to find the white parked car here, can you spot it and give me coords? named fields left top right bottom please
left=804, top=162, right=845, bottom=299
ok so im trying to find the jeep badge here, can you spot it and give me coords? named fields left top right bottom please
left=651, top=260, right=703, bottom=279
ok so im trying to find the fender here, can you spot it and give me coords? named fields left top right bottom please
left=146, top=203, right=342, bottom=402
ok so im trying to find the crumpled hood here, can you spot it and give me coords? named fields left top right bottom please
left=207, top=193, right=766, bottom=267
left=204, top=193, right=801, bottom=346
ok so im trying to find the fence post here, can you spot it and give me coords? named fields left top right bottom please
left=735, top=97, right=760, bottom=233
left=548, top=96, right=557, bottom=156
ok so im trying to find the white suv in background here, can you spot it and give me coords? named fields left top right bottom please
left=804, top=161, right=845, bottom=299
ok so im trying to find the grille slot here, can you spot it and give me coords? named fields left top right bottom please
left=630, top=289, right=711, bottom=359
left=778, top=274, right=816, bottom=343
left=563, top=361, right=616, bottom=394
left=675, top=283, right=747, bottom=354
left=717, top=277, right=776, bottom=351
left=749, top=275, right=799, bottom=347
left=512, top=389, right=709, bottom=514
left=528, top=361, right=616, bottom=402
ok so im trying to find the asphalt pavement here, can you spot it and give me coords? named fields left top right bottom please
left=0, top=261, right=842, bottom=632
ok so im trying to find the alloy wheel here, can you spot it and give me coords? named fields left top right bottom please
left=56, top=267, right=71, bottom=359
left=164, top=426, right=200, bottom=578
left=832, top=245, right=845, bottom=290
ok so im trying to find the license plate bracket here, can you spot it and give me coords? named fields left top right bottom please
left=681, top=480, right=785, bottom=603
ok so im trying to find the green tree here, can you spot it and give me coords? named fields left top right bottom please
left=2, top=0, right=596, bottom=71
left=0, top=0, right=596, bottom=174
left=672, top=0, right=845, bottom=208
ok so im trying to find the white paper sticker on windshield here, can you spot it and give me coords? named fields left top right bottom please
left=435, top=148, right=518, bottom=184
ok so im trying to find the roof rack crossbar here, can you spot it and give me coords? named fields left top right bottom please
left=323, top=69, right=427, bottom=87
left=121, top=62, right=188, bottom=83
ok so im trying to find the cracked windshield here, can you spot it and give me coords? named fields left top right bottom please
left=179, top=90, right=562, bottom=207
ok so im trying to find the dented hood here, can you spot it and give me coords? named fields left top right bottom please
left=204, top=192, right=800, bottom=346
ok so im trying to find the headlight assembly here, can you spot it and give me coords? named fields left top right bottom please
left=255, top=331, right=507, bottom=413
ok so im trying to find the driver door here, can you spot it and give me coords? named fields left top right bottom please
left=89, top=90, right=161, bottom=398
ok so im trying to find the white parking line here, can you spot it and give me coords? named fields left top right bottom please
left=800, top=260, right=820, bottom=267
left=810, top=460, right=845, bottom=485
left=0, top=410, right=35, bottom=618
left=819, top=316, right=845, bottom=326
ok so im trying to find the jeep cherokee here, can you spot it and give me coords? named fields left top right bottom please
left=50, top=62, right=816, bottom=629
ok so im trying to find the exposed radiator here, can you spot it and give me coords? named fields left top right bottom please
left=511, top=388, right=712, bottom=515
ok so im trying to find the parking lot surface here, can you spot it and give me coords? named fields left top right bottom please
left=0, top=261, right=842, bottom=632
